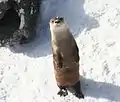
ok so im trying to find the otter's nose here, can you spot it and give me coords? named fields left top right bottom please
left=54, top=19, right=60, bottom=23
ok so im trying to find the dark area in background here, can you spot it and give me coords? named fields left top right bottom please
left=0, top=0, right=40, bottom=46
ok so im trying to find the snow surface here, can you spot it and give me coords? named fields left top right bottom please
left=1, top=0, right=120, bottom=102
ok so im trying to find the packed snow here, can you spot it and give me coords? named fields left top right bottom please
left=0, top=0, right=120, bottom=102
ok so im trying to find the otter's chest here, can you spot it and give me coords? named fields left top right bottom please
left=56, top=37, right=72, bottom=53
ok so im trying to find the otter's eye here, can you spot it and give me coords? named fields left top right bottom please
left=51, top=20, right=54, bottom=23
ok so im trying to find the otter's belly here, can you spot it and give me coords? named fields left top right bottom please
left=53, top=60, right=80, bottom=86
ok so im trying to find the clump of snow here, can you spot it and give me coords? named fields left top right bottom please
left=0, top=0, right=120, bottom=102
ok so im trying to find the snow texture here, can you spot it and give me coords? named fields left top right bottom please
left=1, top=0, right=120, bottom=102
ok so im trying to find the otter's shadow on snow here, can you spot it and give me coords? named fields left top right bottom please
left=9, top=0, right=99, bottom=58
left=81, top=77, right=120, bottom=101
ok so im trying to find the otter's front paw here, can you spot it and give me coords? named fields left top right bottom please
left=57, top=89, right=68, bottom=97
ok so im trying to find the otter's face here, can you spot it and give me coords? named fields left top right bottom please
left=49, top=17, right=67, bottom=33
left=50, top=17, right=64, bottom=26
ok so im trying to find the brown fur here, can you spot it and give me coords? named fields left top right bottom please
left=49, top=17, right=84, bottom=99
left=50, top=19, right=80, bottom=86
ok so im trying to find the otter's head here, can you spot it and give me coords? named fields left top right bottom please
left=49, top=17, right=68, bottom=33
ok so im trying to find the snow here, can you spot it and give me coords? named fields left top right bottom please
left=0, top=0, right=120, bottom=102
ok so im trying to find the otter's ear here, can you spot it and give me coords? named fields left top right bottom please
left=60, top=17, right=64, bottom=22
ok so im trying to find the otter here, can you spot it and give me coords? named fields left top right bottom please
left=49, top=17, right=84, bottom=99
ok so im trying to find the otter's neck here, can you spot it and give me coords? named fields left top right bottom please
left=51, top=28, right=70, bottom=43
